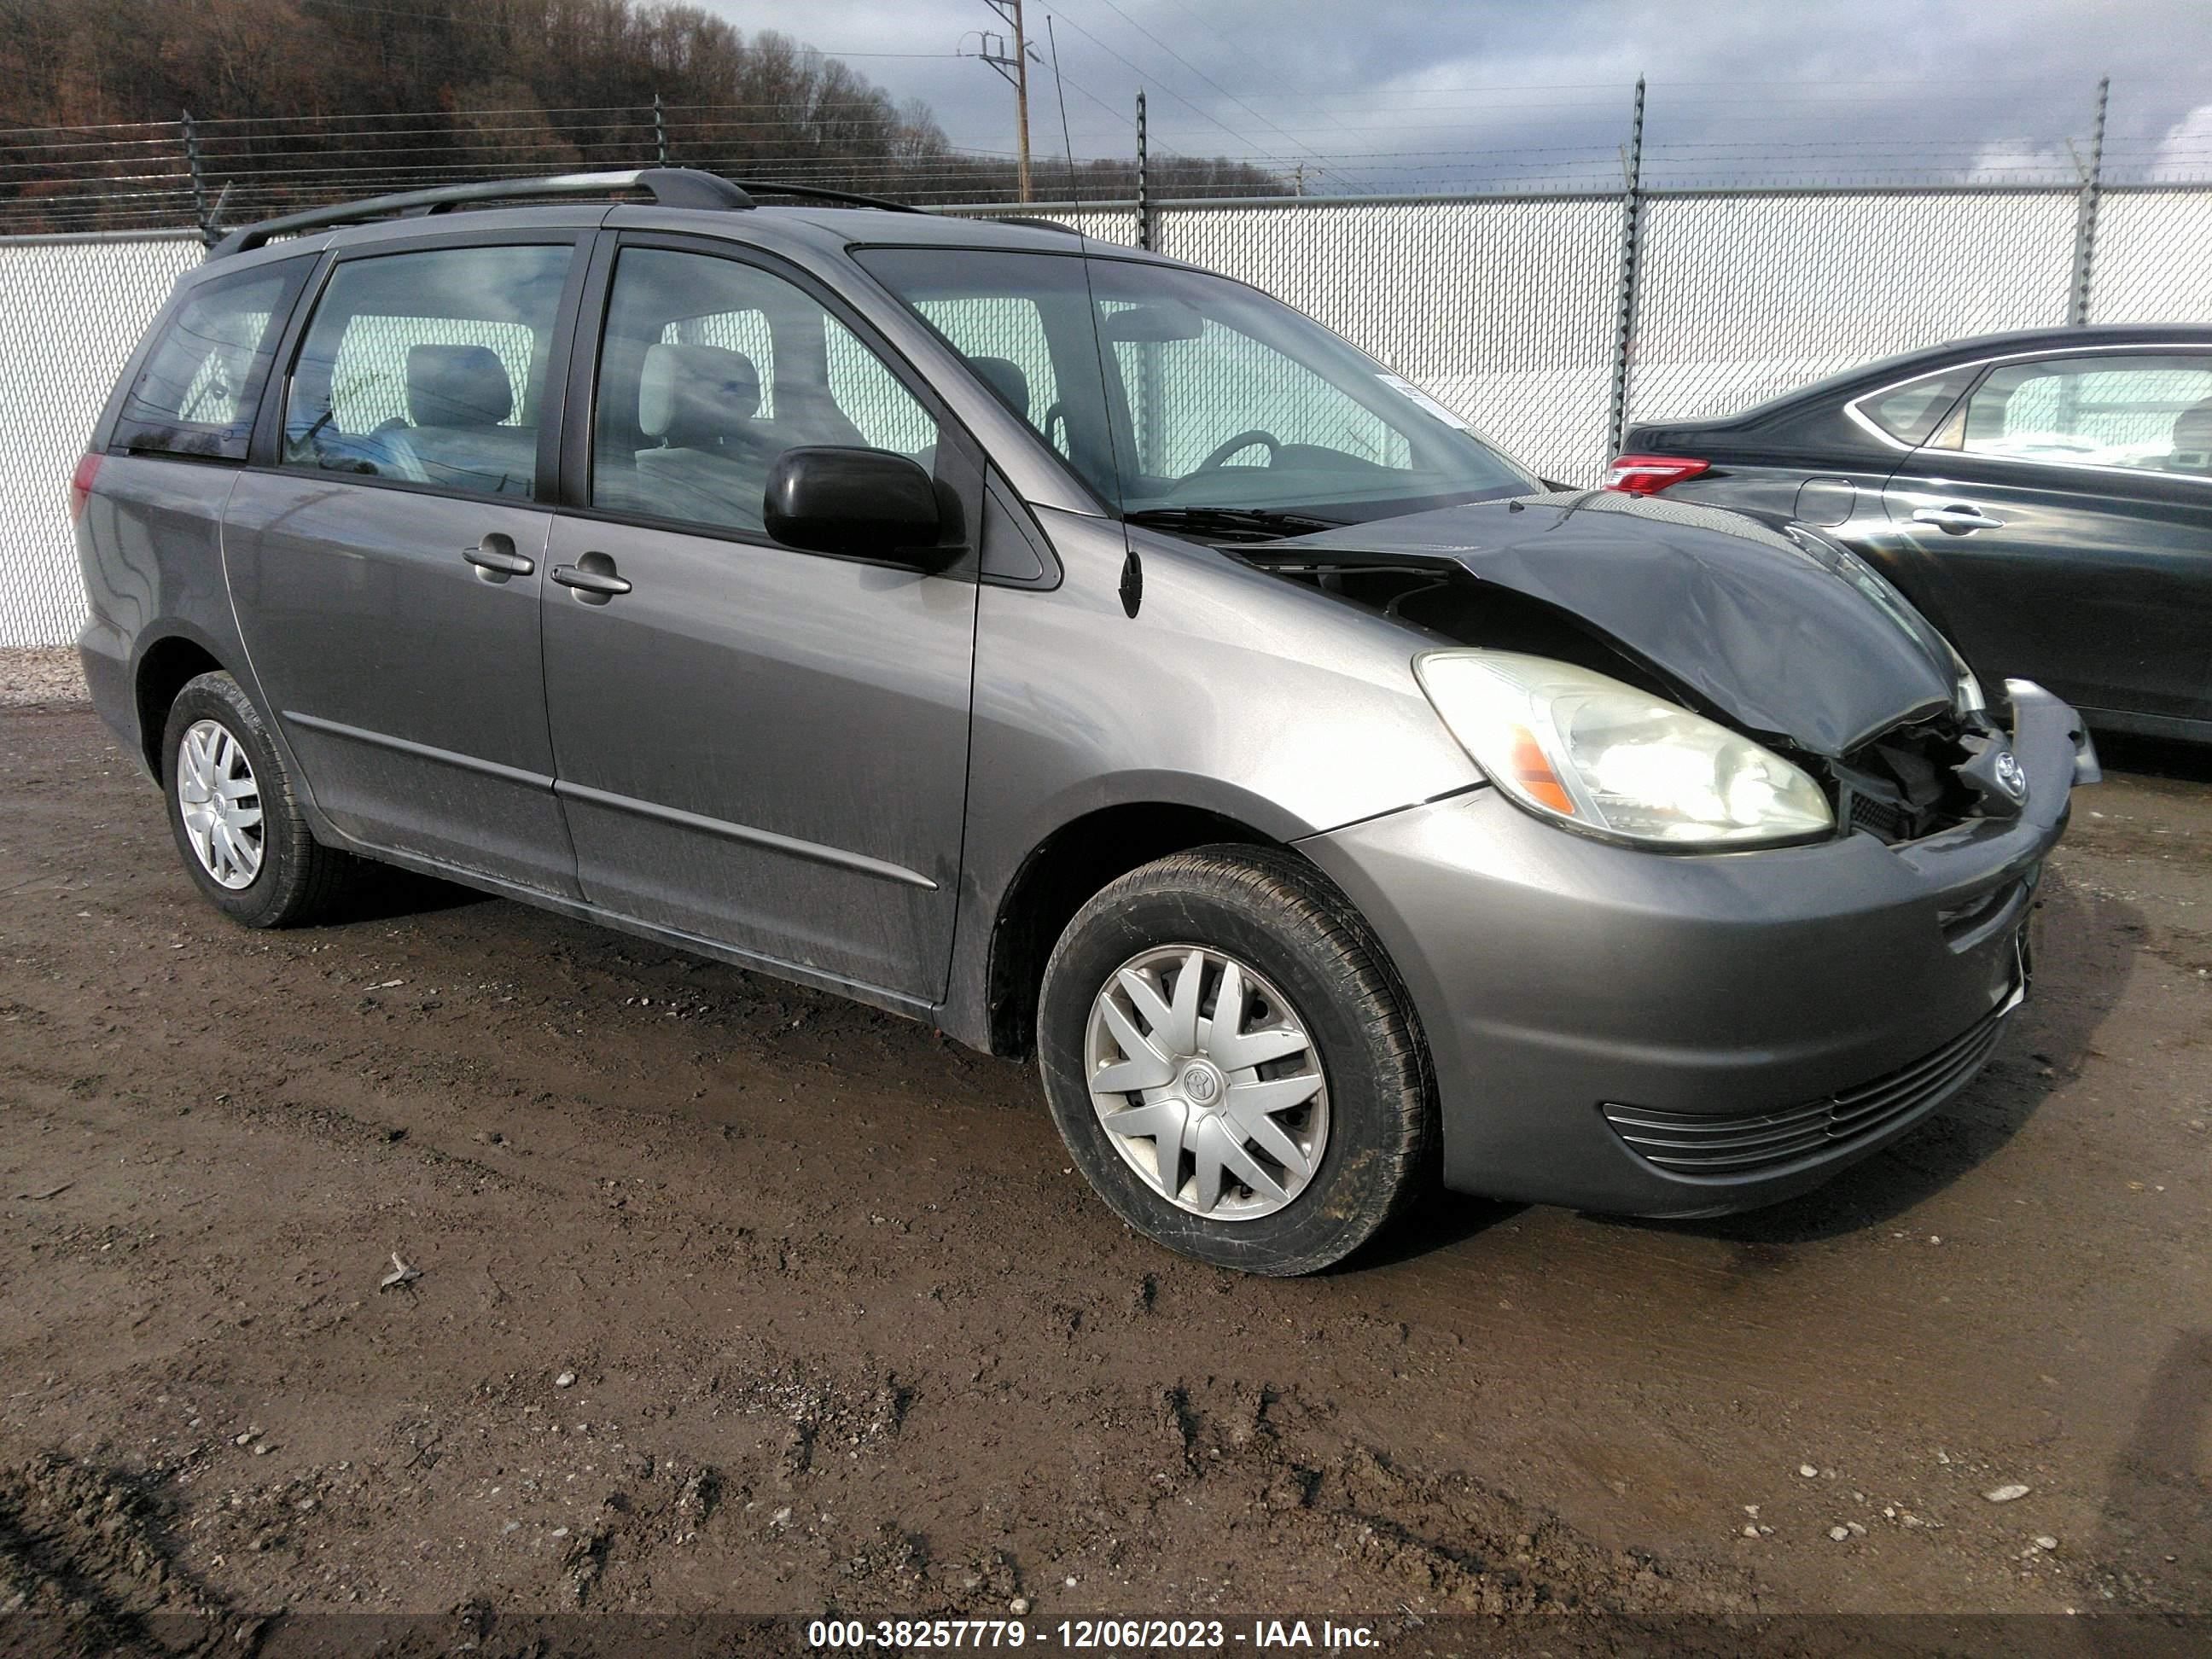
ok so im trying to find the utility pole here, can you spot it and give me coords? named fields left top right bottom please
left=980, top=1, right=1034, bottom=202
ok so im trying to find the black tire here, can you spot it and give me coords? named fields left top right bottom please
left=1038, top=844, right=1435, bottom=1276
left=160, top=671, right=361, bottom=928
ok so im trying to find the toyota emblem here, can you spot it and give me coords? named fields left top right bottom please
left=1993, top=749, right=2028, bottom=802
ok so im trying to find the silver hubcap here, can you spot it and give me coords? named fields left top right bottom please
left=1084, top=944, right=1329, bottom=1222
left=176, top=719, right=264, bottom=889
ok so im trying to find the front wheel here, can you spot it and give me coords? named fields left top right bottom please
left=160, top=671, right=361, bottom=928
left=1038, top=846, right=1435, bottom=1275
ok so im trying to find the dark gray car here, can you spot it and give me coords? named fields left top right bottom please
left=74, top=169, right=2097, bottom=1275
left=1613, top=325, right=2212, bottom=743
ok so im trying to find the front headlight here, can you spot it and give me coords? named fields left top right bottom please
left=1414, top=649, right=1835, bottom=848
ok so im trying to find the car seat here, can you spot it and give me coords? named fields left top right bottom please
left=631, top=341, right=772, bottom=528
left=382, top=344, right=537, bottom=496
left=2163, top=398, right=2212, bottom=474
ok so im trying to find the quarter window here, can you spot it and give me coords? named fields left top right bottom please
left=1858, top=368, right=1976, bottom=446
left=282, top=244, right=573, bottom=499
left=114, top=259, right=310, bottom=460
left=591, top=247, right=937, bottom=537
left=1958, top=354, right=2212, bottom=474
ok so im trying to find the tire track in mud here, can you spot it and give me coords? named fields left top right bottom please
left=4, top=707, right=2209, bottom=1621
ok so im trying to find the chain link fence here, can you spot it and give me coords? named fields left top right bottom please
left=1624, top=188, right=2082, bottom=445
left=3, top=182, right=2209, bottom=649
left=2087, top=189, right=2212, bottom=323
left=0, top=231, right=201, bottom=650
left=1149, top=195, right=1624, bottom=485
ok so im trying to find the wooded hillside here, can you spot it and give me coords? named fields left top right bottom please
left=0, top=0, right=1278, bottom=229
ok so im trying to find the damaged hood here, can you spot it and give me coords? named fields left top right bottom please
left=1281, top=491, right=1959, bottom=757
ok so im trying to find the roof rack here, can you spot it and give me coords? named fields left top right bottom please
left=725, top=179, right=927, bottom=214
left=207, top=167, right=754, bottom=258
left=983, top=215, right=1082, bottom=236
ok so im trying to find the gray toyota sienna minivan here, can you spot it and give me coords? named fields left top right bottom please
left=75, top=168, right=2098, bottom=1274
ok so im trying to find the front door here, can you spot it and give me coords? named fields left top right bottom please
left=1877, top=349, right=2212, bottom=727
left=540, top=238, right=980, bottom=1003
left=224, top=237, right=586, bottom=895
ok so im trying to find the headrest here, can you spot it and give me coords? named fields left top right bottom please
left=2170, top=397, right=2212, bottom=464
left=968, top=355, right=1030, bottom=418
left=406, top=344, right=513, bottom=428
left=639, top=342, right=760, bottom=448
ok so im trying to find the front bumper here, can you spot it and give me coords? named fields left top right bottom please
left=1297, top=683, right=2094, bottom=1217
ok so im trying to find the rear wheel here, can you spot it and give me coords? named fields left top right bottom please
left=160, top=672, right=360, bottom=928
left=1038, top=846, right=1435, bottom=1275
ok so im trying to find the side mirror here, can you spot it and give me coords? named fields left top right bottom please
left=763, top=445, right=959, bottom=569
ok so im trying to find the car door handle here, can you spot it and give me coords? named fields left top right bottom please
left=1911, top=504, right=2005, bottom=533
left=550, top=561, right=632, bottom=597
left=463, top=533, right=535, bottom=578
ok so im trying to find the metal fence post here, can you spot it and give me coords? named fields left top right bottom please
left=1135, top=90, right=1151, bottom=252
left=181, top=111, right=212, bottom=244
left=1604, top=76, right=1646, bottom=465
left=653, top=94, right=669, bottom=166
left=2068, top=74, right=2109, bottom=326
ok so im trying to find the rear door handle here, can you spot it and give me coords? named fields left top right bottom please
left=1911, top=504, right=2005, bottom=533
left=463, top=533, right=535, bottom=578
left=551, top=559, right=632, bottom=599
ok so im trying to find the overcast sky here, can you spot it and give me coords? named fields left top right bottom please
left=696, top=0, right=2212, bottom=194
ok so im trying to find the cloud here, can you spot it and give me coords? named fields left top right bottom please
left=1962, top=137, right=2075, bottom=187
left=692, top=0, right=2212, bottom=192
left=2148, top=102, right=2212, bottom=183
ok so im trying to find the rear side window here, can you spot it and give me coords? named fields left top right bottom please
left=114, top=260, right=310, bottom=461
left=1958, top=354, right=2212, bottom=474
left=281, top=244, right=573, bottom=499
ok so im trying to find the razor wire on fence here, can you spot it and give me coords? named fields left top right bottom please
left=3, top=175, right=2210, bottom=649
left=0, top=104, right=1263, bottom=237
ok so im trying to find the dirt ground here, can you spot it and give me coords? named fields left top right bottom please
left=2, top=686, right=2208, bottom=1650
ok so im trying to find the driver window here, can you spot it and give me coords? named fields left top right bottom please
left=1961, top=355, right=2212, bottom=474
left=592, top=247, right=937, bottom=535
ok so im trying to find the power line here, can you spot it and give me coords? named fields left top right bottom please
left=1062, top=0, right=1357, bottom=192
left=1041, top=7, right=1296, bottom=179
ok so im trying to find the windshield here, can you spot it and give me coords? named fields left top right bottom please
left=853, top=246, right=1534, bottom=529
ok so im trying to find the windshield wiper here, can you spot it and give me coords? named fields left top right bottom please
left=1122, top=506, right=1340, bottom=543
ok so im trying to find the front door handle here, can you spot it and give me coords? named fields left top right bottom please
left=464, top=533, right=535, bottom=578
left=551, top=555, right=632, bottom=602
left=1911, top=504, right=2005, bottom=534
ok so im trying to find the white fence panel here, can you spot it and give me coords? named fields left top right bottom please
left=1625, top=191, right=2078, bottom=427
left=0, top=233, right=198, bottom=649
left=3, top=186, right=2208, bottom=649
left=2089, top=189, right=2212, bottom=323
left=1156, top=197, right=1622, bottom=486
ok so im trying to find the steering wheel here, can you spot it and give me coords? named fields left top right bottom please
left=1196, top=429, right=1281, bottom=471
